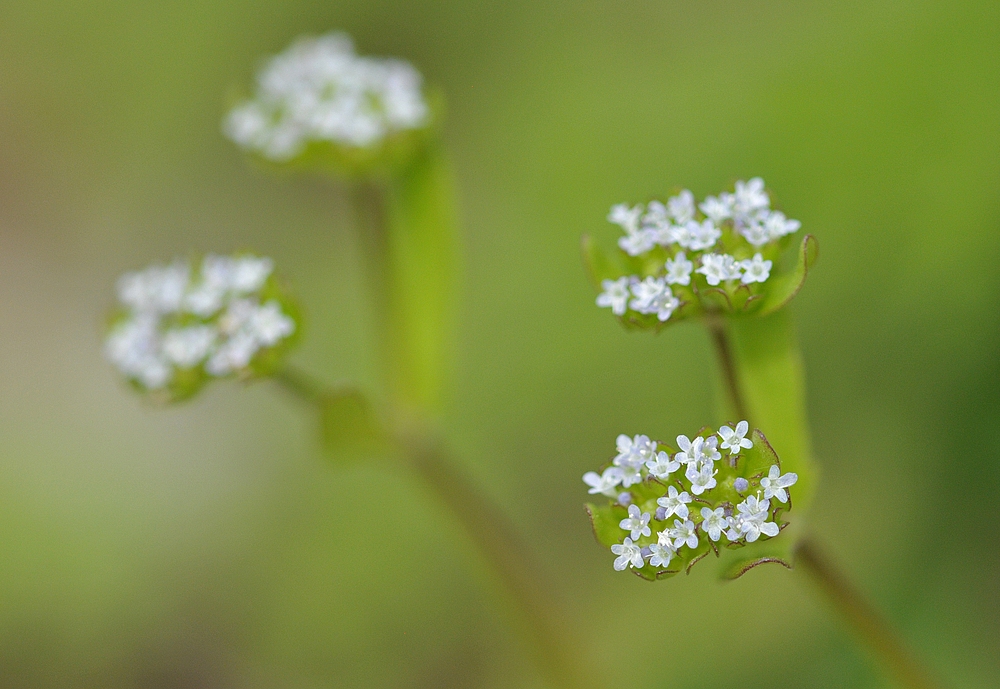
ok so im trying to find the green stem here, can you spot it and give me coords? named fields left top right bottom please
left=273, top=365, right=597, bottom=689
left=706, top=315, right=750, bottom=422
left=707, top=319, right=943, bottom=689
left=350, top=180, right=394, bottom=397
left=795, top=538, right=943, bottom=689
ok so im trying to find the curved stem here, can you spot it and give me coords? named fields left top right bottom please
left=795, top=538, right=943, bottom=689
left=706, top=321, right=942, bottom=689
left=272, top=365, right=598, bottom=689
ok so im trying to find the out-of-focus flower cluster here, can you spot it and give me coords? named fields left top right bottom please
left=223, top=32, right=430, bottom=164
left=104, top=254, right=297, bottom=400
left=587, top=178, right=815, bottom=328
left=582, top=422, right=797, bottom=579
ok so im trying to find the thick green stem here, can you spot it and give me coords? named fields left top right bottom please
left=707, top=316, right=942, bottom=689
left=272, top=366, right=598, bottom=689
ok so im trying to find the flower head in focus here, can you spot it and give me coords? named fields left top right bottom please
left=584, top=179, right=817, bottom=331
left=583, top=422, right=795, bottom=580
left=105, top=254, right=299, bottom=401
left=224, top=32, right=432, bottom=172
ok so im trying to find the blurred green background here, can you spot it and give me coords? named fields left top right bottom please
left=1, top=1, right=998, bottom=687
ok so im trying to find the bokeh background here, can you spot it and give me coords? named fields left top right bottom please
left=1, top=1, right=998, bottom=687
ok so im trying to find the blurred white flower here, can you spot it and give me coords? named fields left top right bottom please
left=596, top=277, right=631, bottom=315
left=105, top=254, right=295, bottom=392
left=629, top=277, right=680, bottom=321
left=740, top=253, right=773, bottom=284
left=224, top=32, right=429, bottom=161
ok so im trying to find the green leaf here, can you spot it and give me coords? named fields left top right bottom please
left=741, top=429, right=781, bottom=477
left=581, top=235, right=617, bottom=287
left=727, top=310, right=819, bottom=514
left=718, top=534, right=794, bottom=580
left=585, top=502, right=627, bottom=549
left=319, top=387, right=388, bottom=456
left=384, top=141, right=460, bottom=414
left=755, top=234, right=818, bottom=316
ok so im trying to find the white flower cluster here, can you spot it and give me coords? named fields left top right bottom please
left=582, top=421, right=798, bottom=572
left=596, top=179, right=801, bottom=322
left=224, top=32, right=430, bottom=161
left=105, top=255, right=296, bottom=390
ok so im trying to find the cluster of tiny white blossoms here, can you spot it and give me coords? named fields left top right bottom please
left=224, top=32, right=430, bottom=161
left=582, top=421, right=798, bottom=574
left=595, top=178, right=801, bottom=323
left=104, top=255, right=296, bottom=391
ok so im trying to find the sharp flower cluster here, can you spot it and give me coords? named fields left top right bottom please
left=595, top=178, right=801, bottom=324
left=582, top=421, right=798, bottom=574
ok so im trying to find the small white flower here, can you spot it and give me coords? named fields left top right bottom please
left=696, top=253, right=741, bottom=286
left=161, top=326, right=216, bottom=368
left=690, top=435, right=722, bottom=466
left=724, top=516, right=743, bottom=542
left=104, top=314, right=172, bottom=389
left=675, top=219, right=721, bottom=251
left=664, top=252, right=693, bottom=286
left=614, top=434, right=656, bottom=468
left=717, top=420, right=753, bottom=455
left=230, top=256, right=274, bottom=294
left=608, top=203, right=643, bottom=235
left=647, top=542, right=675, bottom=568
left=610, top=205, right=657, bottom=256
left=619, top=504, right=652, bottom=540
left=618, top=228, right=657, bottom=256
left=582, top=467, right=623, bottom=497
left=645, top=451, right=681, bottom=479
left=666, top=519, right=699, bottom=550
left=629, top=277, right=680, bottom=322
left=760, top=465, right=798, bottom=504
left=685, top=463, right=718, bottom=495
left=656, top=486, right=692, bottom=520
left=740, top=221, right=771, bottom=247
left=700, top=506, right=729, bottom=542
left=206, top=330, right=259, bottom=375
left=116, top=262, right=190, bottom=314
left=250, top=300, right=296, bottom=345
left=642, top=200, right=669, bottom=228
left=666, top=190, right=696, bottom=224
left=611, top=537, right=645, bottom=571
left=764, top=210, right=801, bottom=240
left=733, top=178, right=770, bottom=216
left=699, top=195, right=733, bottom=223
left=618, top=463, right=643, bottom=488
left=596, top=277, right=631, bottom=316
left=674, top=435, right=696, bottom=466
left=740, top=253, right=773, bottom=284
left=736, top=494, right=779, bottom=542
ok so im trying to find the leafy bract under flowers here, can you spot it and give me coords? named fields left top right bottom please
left=584, top=423, right=798, bottom=580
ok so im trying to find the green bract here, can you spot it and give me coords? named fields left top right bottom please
left=585, top=426, right=796, bottom=581
left=104, top=253, right=300, bottom=403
